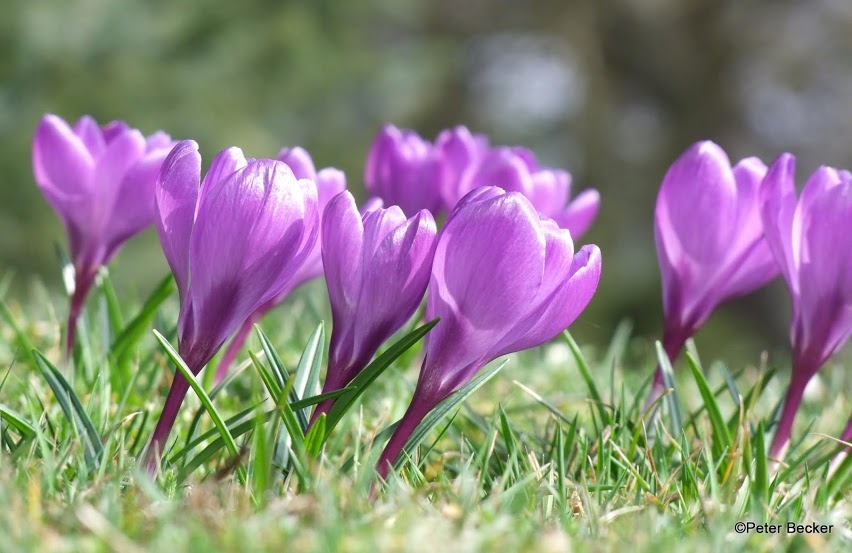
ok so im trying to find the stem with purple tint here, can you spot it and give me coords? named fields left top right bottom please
left=66, top=267, right=97, bottom=356
left=143, top=347, right=208, bottom=474
left=213, top=313, right=260, bottom=385
left=767, top=358, right=817, bottom=460
left=375, top=394, right=436, bottom=480
left=644, top=326, right=691, bottom=411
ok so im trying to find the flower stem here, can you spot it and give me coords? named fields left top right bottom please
left=143, top=372, right=190, bottom=474
left=644, top=328, right=689, bottom=411
left=66, top=268, right=96, bottom=356
left=768, top=368, right=811, bottom=460
left=375, top=396, right=436, bottom=481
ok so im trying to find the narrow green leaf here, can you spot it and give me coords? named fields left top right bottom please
left=0, top=403, right=35, bottom=438
left=396, top=359, right=507, bottom=469
left=152, top=329, right=245, bottom=484
left=110, top=275, right=175, bottom=364
left=686, top=352, right=731, bottom=460
left=753, top=421, right=769, bottom=510
left=655, top=340, right=683, bottom=437
left=564, top=331, right=610, bottom=426
left=31, top=350, right=103, bottom=472
left=325, top=318, right=439, bottom=435
left=97, top=267, right=124, bottom=335
left=290, top=323, right=325, bottom=430
left=304, top=413, right=326, bottom=458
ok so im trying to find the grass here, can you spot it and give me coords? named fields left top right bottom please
left=0, top=272, right=851, bottom=552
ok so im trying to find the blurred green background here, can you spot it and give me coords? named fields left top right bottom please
left=3, top=0, right=851, bottom=365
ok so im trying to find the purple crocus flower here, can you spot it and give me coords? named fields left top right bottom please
left=314, top=190, right=437, bottom=419
left=650, top=141, right=780, bottom=400
left=32, top=114, right=175, bottom=352
left=759, top=154, right=852, bottom=459
left=213, top=146, right=346, bottom=383
left=452, top=147, right=600, bottom=238
left=146, top=140, right=319, bottom=465
left=376, top=187, right=601, bottom=476
left=364, top=124, right=445, bottom=217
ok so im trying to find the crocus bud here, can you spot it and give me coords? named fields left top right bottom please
left=146, top=140, right=319, bottom=464
left=315, top=191, right=438, bottom=418
left=365, top=124, right=444, bottom=217
left=376, top=187, right=601, bottom=476
left=651, top=141, right=779, bottom=398
left=433, top=125, right=490, bottom=208
left=759, top=154, right=852, bottom=459
left=449, top=147, right=600, bottom=239
left=213, top=146, right=346, bottom=383
left=32, top=114, right=175, bottom=353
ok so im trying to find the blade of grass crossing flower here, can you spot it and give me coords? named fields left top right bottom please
left=325, top=318, right=439, bottom=435
left=152, top=329, right=246, bottom=485
left=32, top=350, right=103, bottom=472
left=395, top=359, right=507, bottom=470
left=686, top=352, right=731, bottom=461
left=255, top=326, right=290, bottom=392
left=655, top=340, right=683, bottom=437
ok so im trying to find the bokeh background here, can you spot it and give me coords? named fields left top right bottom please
left=3, top=0, right=852, bottom=367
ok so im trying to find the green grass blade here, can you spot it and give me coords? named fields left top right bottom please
left=31, top=350, right=103, bottom=472
left=110, top=275, right=175, bottom=365
left=325, top=318, right=439, bottom=435
left=564, top=331, right=610, bottom=426
left=685, top=352, right=730, bottom=460
left=152, top=329, right=245, bottom=484
left=290, top=322, right=325, bottom=430
left=655, top=340, right=683, bottom=437
left=0, top=403, right=36, bottom=439
left=396, top=359, right=507, bottom=469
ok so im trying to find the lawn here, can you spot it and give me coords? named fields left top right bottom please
left=0, top=272, right=850, bottom=552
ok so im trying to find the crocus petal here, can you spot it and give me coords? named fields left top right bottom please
left=90, top=128, right=147, bottom=232
left=468, top=148, right=535, bottom=198
left=553, top=189, right=600, bottom=238
left=33, top=114, right=95, bottom=207
left=156, top=140, right=202, bottom=301
left=322, top=191, right=365, bottom=331
left=200, top=147, right=248, bottom=192
left=278, top=146, right=317, bottom=180
left=73, top=115, right=106, bottom=157
left=760, top=153, right=800, bottom=295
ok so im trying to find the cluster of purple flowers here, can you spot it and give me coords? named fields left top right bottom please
left=33, top=114, right=602, bottom=474
left=32, top=113, right=852, bottom=475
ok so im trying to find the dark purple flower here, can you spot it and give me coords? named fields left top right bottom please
left=315, top=191, right=437, bottom=419
left=651, top=141, right=780, bottom=399
left=213, top=146, right=346, bottom=382
left=376, top=187, right=601, bottom=476
left=32, top=114, right=175, bottom=352
left=759, top=154, right=852, bottom=459
left=146, top=140, right=319, bottom=465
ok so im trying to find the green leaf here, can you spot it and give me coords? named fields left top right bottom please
left=97, top=267, right=124, bottom=336
left=686, top=352, right=731, bottom=461
left=751, top=420, right=769, bottom=511
left=0, top=403, right=36, bottom=439
left=325, top=318, right=439, bottom=435
left=152, top=329, right=245, bottom=484
left=655, top=340, right=683, bottom=437
left=564, top=331, right=610, bottom=427
left=304, top=413, right=326, bottom=458
left=290, top=323, right=326, bottom=430
left=31, top=350, right=103, bottom=472
left=110, top=275, right=175, bottom=366
left=396, top=359, right=507, bottom=469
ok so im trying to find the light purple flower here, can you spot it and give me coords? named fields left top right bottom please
left=651, top=141, right=780, bottom=397
left=445, top=146, right=600, bottom=238
left=146, top=140, right=319, bottom=465
left=364, top=124, right=445, bottom=217
left=32, top=114, right=175, bottom=352
left=213, top=146, right=346, bottom=383
left=314, top=190, right=437, bottom=419
left=759, top=154, right=852, bottom=459
left=376, top=187, right=601, bottom=476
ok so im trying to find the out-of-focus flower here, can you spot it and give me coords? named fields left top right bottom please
left=315, top=191, right=437, bottom=419
left=376, top=187, right=601, bottom=476
left=651, top=141, right=779, bottom=399
left=759, top=154, right=852, bottom=458
left=32, top=114, right=175, bottom=352
left=450, top=146, right=600, bottom=238
left=213, top=146, right=346, bottom=383
left=146, top=140, right=319, bottom=466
